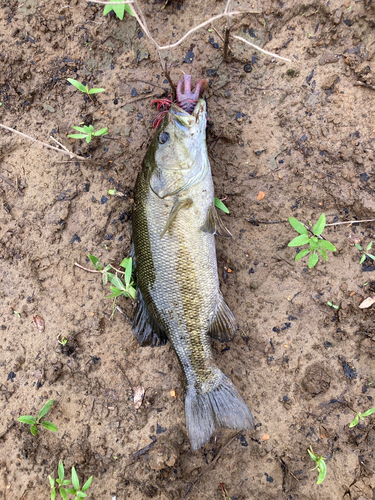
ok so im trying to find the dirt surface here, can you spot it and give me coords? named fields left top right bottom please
left=2, top=0, right=375, bottom=498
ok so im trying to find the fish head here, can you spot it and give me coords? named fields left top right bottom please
left=145, top=98, right=209, bottom=199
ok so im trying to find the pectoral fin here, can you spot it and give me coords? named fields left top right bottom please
left=160, top=198, right=193, bottom=239
left=201, top=204, right=232, bottom=238
left=208, top=294, right=237, bottom=342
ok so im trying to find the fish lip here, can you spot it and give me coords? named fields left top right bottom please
left=169, top=99, right=206, bottom=129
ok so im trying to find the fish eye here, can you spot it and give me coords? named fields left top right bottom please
left=159, top=131, right=169, bottom=144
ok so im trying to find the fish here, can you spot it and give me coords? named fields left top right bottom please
left=131, top=76, right=254, bottom=450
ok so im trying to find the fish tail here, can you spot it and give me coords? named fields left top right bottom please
left=185, top=372, right=254, bottom=450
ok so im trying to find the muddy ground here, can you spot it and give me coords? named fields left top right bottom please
left=2, top=0, right=375, bottom=498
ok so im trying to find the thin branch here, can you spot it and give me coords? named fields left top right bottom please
left=233, top=35, right=292, bottom=62
left=326, top=219, right=375, bottom=226
left=0, top=173, right=23, bottom=195
left=74, top=263, right=101, bottom=273
left=0, top=124, right=86, bottom=160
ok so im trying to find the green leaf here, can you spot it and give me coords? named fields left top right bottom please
left=214, top=197, right=230, bottom=214
left=360, top=254, right=366, bottom=264
left=93, top=127, right=108, bottom=137
left=68, top=134, right=88, bottom=140
left=124, top=3, right=134, bottom=15
left=368, top=254, right=375, bottom=261
left=72, top=467, right=80, bottom=490
left=18, top=415, right=36, bottom=425
left=317, top=461, right=326, bottom=484
left=319, top=240, right=336, bottom=252
left=295, top=249, right=310, bottom=262
left=51, top=489, right=56, bottom=500
left=30, top=425, right=38, bottom=436
left=85, top=135, right=92, bottom=144
left=71, top=126, right=87, bottom=133
left=49, top=476, right=55, bottom=488
left=88, top=254, right=103, bottom=270
left=309, top=238, right=319, bottom=251
left=308, top=449, right=317, bottom=462
left=127, top=285, right=136, bottom=300
left=67, top=79, right=88, bottom=93
left=58, top=460, right=64, bottom=482
left=317, top=248, right=327, bottom=261
left=88, top=88, right=106, bottom=94
left=288, top=234, right=310, bottom=247
left=65, top=489, right=76, bottom=495
left=108, top=189, right=116, bottom=195
left=60, top=487, right=68, bottom=500
left=361, top=407, right=375, bottom=417
left=76, top=492, right=87, bottom=498
left=289, top=217, right=308, bottom=235
left=308, top=253, right=319, bottom=268
left=313, top=213, right=326, bottom=236
left=367, top=241, right=373, bottom=251
left=41, top=421, right=58, bottom=432
left=109, top=275, right=126, bottom=290
left=121, top=257, right=132, bottom=285
left=38, top=399, right=54, bottom=419
left=82, top=476, right=93, bottom=492
left=355, top=243, right=362, bottom=251
left=103, top=4, right=113, bottom=15
left=349, top=415, right=359, bottom=427
left=105, top=286, right=124, bottom=298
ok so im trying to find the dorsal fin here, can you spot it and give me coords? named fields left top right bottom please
left=200, top=204, right=232, bottom=238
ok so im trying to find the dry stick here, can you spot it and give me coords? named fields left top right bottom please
left=0, top=173, right=23, bottom=195
left=326, top=218, right=375, bottom=226
left=232, top=35, right=291, bottom=62
left=0, top=124, right=86, bottom=160
left=183, top=431, right=241, bottom=499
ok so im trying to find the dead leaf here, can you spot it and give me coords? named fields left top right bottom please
left=33, top=315, right=45, bottom=333
left=170, top=390, right=177, bottom=398
left=346, top=233, right=361, bottom=245
left=133, top=386, right=145, bottom=409
left=359, top=297, right=375, bottom=309
left=257, top=191, right=266, bottom=200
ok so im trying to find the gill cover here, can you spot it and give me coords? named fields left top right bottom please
left=150, top=99, right=209, bottom=199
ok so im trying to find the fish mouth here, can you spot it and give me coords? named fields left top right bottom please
left=169, top=99, right=206, bottom=131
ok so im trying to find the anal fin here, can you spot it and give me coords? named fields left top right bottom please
left=200, top=204, right=232, bottom=238
left=160, top=198, right=193, bottom=239
left=132, top=288, right=168, bottom=347
left=208, top=294, right=237, bottom=342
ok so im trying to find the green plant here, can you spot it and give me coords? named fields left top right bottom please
left=49, top=460, right=93, bottom=500
left=355, top=241, right=375, bottom=264
left=67, top=78, right=105, bottom=98
left=307, top=446, right=327, bottom=484
left=18, top=399, right=58, bottom=436
left=75, top=255, right=136, bottom=318
left=103, top=1, right=134, bottom=20
left=214, top=197, right=229, bottom=214
left=288, top=214, right=336, bottom=268
left=349, top=407, right=375, bottom=427
left=68, top=124, right=108, bottom=144
left=327, top=301, right=339, bottom=310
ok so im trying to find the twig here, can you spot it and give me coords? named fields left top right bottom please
left=0, top=173, right=23, bottom=196
left=272, top=255, right=294, bottom=267
left=246, top=218, right=288, bottom=224
left=0, top=124, right=86, bottom=160
left=326, top=218, right=375, bottom=226
left=278, top=457, right=300, bottom=481
left=74, top=262, right=101, bottom=273
left=120, top=93, right=158, bottom=107
left=185, top=482, right=211, bottom=498
left=133, top=436, right=157, bottom=458
left=116, top=305, right=132, bottom=323
left=354, top=81, right=375, bottom=91
left=232, top=36, right=291, bottom=62
left=128, top=79, right=169, bottom=92
left=183, top=431, right=241, bottom=499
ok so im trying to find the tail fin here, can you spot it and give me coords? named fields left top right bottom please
left=185, top=372, right=254, bottom=450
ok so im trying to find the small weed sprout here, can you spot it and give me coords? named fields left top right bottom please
left=327, top=301, right=339, bottom=310
left=68, top=124, right=108, bottom=144
left=49, top=460, right=93, bottom=500
left=18, top=399, right=58, bottom=436
left=103, top=1, right=134, bottom=20
left=349, top=407, right=375, bottom=428
left=355, top=241, right=375, bottom=264
left=307, top=446, right=327, bottom=484
left=214, top=197, right=230, bottom=214
left=288, top=214, right=336, bottom=268
left=75, top=255, right=136, bottom=318
left=67, top=78, right=105, bottom=100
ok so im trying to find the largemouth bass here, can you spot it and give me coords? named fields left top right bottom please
left=132, top=81, right=254, bottom=450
